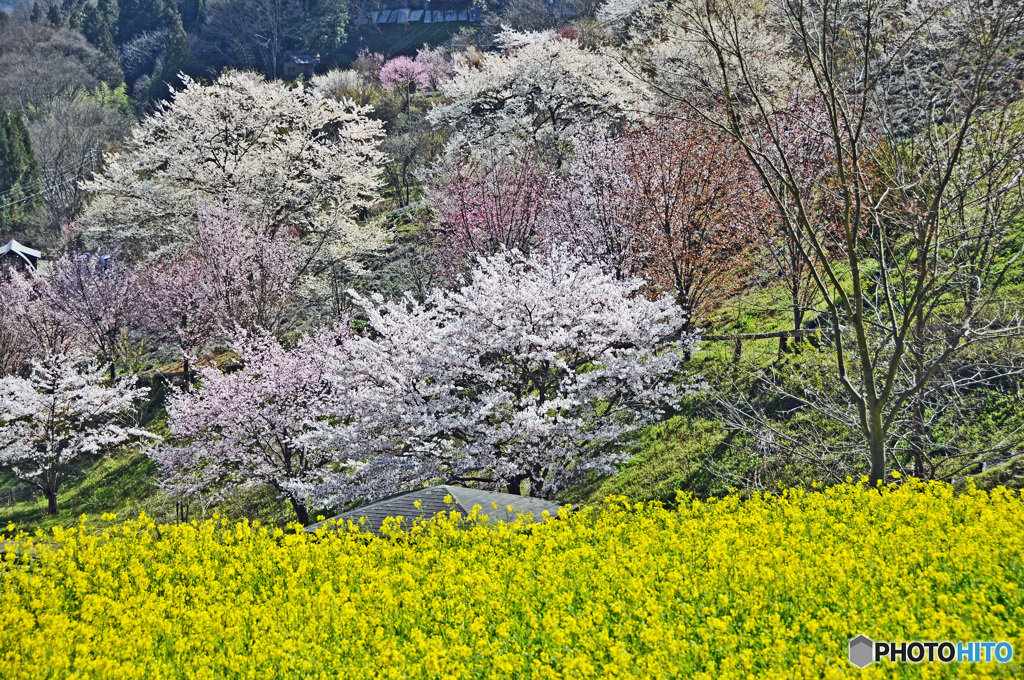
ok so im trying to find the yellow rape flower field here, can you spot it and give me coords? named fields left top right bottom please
left=1, top=480, right=1022, bottom=679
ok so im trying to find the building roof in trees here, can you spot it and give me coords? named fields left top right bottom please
left=0, top=239, right=41, bottom=269
left=306, top=485, right=566, bottom=535
left=284, top=51, right=318, bottom=65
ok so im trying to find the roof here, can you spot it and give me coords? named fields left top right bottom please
left=306, top=485, right=567, bottom=535
left=285, top=52, right=318, bottom=65
left=0, top=239, right=41, bottom=259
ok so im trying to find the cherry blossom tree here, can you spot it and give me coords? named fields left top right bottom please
left=191, top=201, right=304, bottom=337
left=414, top=44, right=454, bottom=91
left=142, top=201, right=305, bottom=380
left=152, top=329, right=353, bottom=525
left=379, top=55, right=428, bottom=122
left=339, top=247, right=701, bottom=500
left=0, top=269, right=77, bottom=365
left=0, top=352, right=151, bottom=514
left=429, top=37, right=650, bottom=159
left=81, top=70, right=386, bottom=268
left=628, top=0, right=1024, bottom=484
left=541, top=126, right=635, bottom=276
left=425, top=149, right=552, bottom=279
left=45, top=252, right=141, bottom=381
left=141, top=255, right=218, bottom=387
left=620, top=122, right=763, bottom=333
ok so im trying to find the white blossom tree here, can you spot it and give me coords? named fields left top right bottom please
left=153, top=248, right=702, bottom=515
left=81, top=70, right=387, bottom=267
left=336, top=247, right=701, bottom=500
left=0, top=353, right=152, bottom=515
left=428, top=37, right=650, bottom=159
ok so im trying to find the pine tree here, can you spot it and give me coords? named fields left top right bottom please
left=0, top=108, right=42, bottom=233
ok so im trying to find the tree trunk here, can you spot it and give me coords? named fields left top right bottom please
left=911, top=240, right=927, bottom=478
left=780, top=304, right=805, bottom=357
left=506, top=474, right=528, bottom=496
left=183, top=355, right=191, bottom=390
left=110, top=360, right=116, bottom=383
left=868, top=408, right=886, bottom=487
left=44, top=488, right=58, bottom=515
left=289, top=497, right=310, bottom=525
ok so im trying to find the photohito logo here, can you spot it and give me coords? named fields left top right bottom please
left=848, top=636, right=1014, bottom=668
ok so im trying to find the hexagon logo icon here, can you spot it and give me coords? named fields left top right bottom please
left=849, top=635, right=874, bottom=668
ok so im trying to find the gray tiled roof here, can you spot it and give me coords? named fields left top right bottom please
left=305, top=485, right=566, bottom=535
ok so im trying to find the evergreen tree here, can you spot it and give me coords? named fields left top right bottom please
left=116, top=0, right=169, bottom=42
left=301, top=0, right=349, bottom=65
left=46, top=2, right=63, bottom=27
left=81, top=3, right=119, bottom=64
left=97, top=0, right=118, bottom=33
left=148, top=10, right=193, bottom=101
left=0, top=108, right=42, bottom=233
left=178, top=0, right=202, bottom=31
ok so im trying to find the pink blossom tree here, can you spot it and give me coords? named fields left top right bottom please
left=153, top=330, right=356, bottom=525
left=341, top=246, right=702, bottom=499
left=0, top=352, right=152, bottom=514
left=45, top=252, right=141, bottom=381
left=425, top=150, right=553, bottom=280
left=141, top=255, right=220, bottom=387
left=541, top=126, right=635, bottom=276
left=0, top=269, right=78, bottom=368
left=141, top=201, right=304, bottom=384
left=379, top=55, right=430, bottom=122
left=191, top=201, right=303, bottom=338
left=415, top=44, right=454, bottom=91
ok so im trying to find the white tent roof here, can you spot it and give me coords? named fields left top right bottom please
left=0, top=240, right=41, bottom=259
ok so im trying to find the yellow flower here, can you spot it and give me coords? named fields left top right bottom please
left=0, top=481, right=1018, bottom=679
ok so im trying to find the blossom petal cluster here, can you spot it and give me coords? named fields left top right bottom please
left=157, top=248, right=698, bottom=514
left=81, top=70, right=386, bottom=262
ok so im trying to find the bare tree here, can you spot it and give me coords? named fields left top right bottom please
left=27, top=95, right=133, bottom=234
left=201, top=0, right=304, bottom=78
left=626, top=0, right=1024, bottom=484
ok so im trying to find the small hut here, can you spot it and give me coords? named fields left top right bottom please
left=282, top=51, right=318, bottom=80
left=306, top=485, right=567, bottom=535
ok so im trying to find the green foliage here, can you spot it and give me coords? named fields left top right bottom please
left=178, top=0, right=203, bottom=30
left=80, top=2, right=119, bottom=64
left=147, top=10, right=194, bottom=101
left=960, top=455, right=1024, bottom=492
left=300, top=0, right=350, bottom=65
left=564, top=416, right=737, bottom=506
left=0, top=106, right=42, bottom=232
left=116, top=0, right=171, bottom=42
left=85, top=82, right=135, bottom=116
